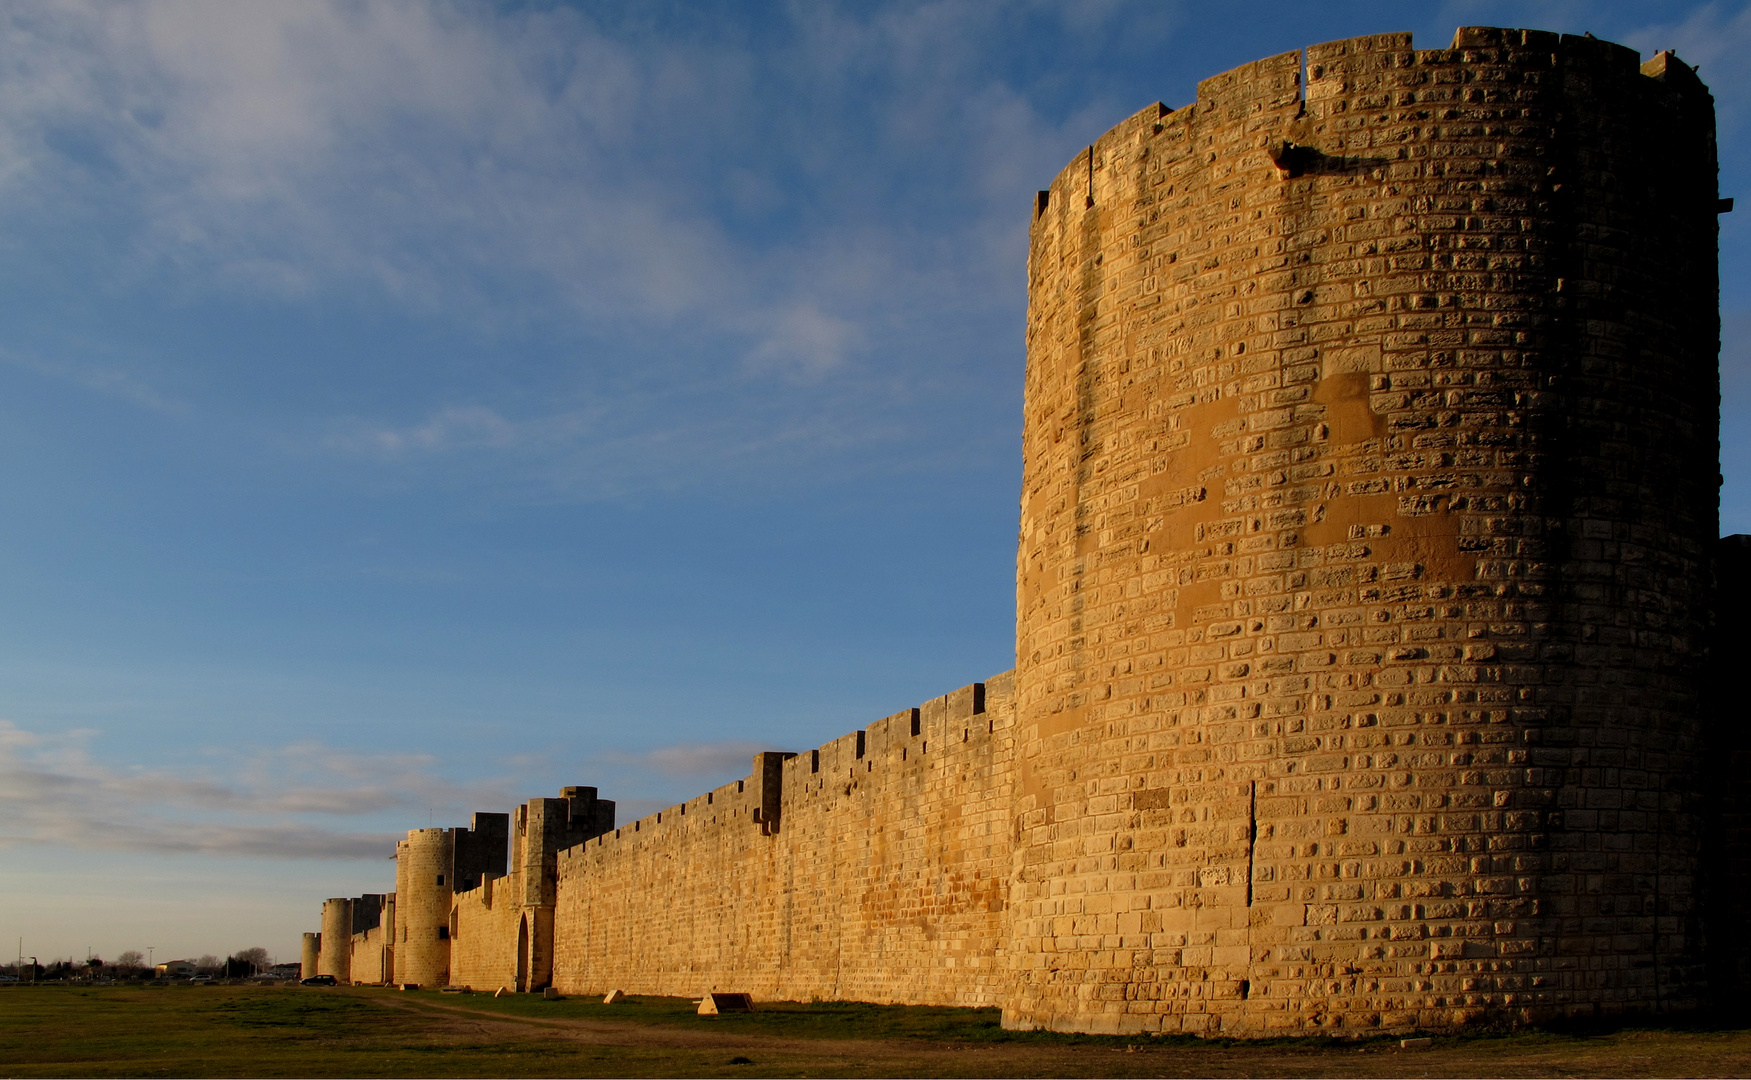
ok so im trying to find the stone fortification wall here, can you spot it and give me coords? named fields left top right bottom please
left=451, top=873, right=528, bottom=991
left=300, top=26, right=1723, bottom=1039
left=1013, top=27, right=1718, bottom=1034
left=551, top=673, right=1016, bottom=1004
left=348, top=894, right=394, bottom=985
left=449, top=790, right=614, bottom=992
left=349, top=924, right=392, bottom=984
left=455, top=814, right=510, bottom=893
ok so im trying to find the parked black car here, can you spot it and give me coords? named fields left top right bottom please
left=300, top=975, right=337, bottom=986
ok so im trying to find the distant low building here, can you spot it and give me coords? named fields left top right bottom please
left=154, top=960, right=196, bottom=978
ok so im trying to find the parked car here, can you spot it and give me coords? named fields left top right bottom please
left=0, top=975, right=17, bottom=984
left=300, top=974, right=337, bottom=986
left=187, top=974, right=213, bottom=984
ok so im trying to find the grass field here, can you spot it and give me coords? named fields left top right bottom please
left=4, top=984, right=1751, bottom=1078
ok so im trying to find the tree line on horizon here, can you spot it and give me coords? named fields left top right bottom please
left=3, top=947, right=276, bottom=982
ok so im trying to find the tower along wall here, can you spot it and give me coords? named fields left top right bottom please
left=1010, top=28, right=1719, bottom=1034
left=394, top=828, right=454, bottom=987
left=317, top=899, right=351, bottom=983
left=300, top=932, right=320, bottom=980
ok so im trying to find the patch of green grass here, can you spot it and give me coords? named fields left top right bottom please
left=206, top=989, right=379, bottom=1032
left=7, top=983, right=1751, bottom=1078
left=0, top=985, right=875, bottom=1078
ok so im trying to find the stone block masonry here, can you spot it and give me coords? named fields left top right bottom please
left=551, top=676, right=1014, bottom=1004
left=347, top=894, right=391, bottom=985
left=1014, top=27, right=1720, bottom=1033
left=448, top=789, right=613, bottom=993
left=394, top=829, right=453, bottom=987
left=305, top=26, right=1731, bottom=1036
left=317, top=899, right=351, bottom=983
left=300, top=933, right=319, bottom=980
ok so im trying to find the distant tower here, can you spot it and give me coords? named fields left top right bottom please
left=318, top=899, right=352, bottom=983
left=300, top=932, right=320, bottom=981
left=387, top=812, right=513, bottom=987
left=394, top=829, right=455, bottom=988
left=1012, top=29, right=1719, bottom=1033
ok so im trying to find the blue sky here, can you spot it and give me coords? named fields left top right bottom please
left=0, top=0, right=1745, bottom=967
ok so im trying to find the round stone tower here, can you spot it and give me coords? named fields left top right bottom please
left=318, top=898, right=352, bottom=983
left=1010, top=28, right=1719, bottom=1034
left=394, top=828, right=454, bottom=988
left=300, top=932, right=320, bottom=980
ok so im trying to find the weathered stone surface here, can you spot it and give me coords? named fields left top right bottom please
left=394, top=828, right=453, bottom=988
left=1011, top=27, right=1719, bottom=1034
left=299, top=932, right=320, bottom=981
left=317, top=899, right=351, bottom=984
left=346, top=894, right=391, bottom=985
left=551, top=675, right=1016, bottom=1006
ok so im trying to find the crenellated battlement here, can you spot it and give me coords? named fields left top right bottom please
left=1035, top=28, right=1713, bottom=233
left=560, top=676, right=1008, bottom=859
left=548, top=671, right=1016, bottom=1005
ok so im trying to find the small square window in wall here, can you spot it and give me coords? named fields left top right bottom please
left=437, top=875, right=444, bottom=886
left=438, top=926, right=449, bottom=940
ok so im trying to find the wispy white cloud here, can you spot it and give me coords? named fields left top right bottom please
left=744, top=305, right=862, bottom=381
left=0, top=1, right=747, bottom=319
left=599, top=739, right=785, bottom=779
left=0, top=721, right=518, bottom=859
left=0, top=346, right=186, bottom=414
left=317, top=389, right=922, bottom=502
left=326, top=406, right=581, bottom=457
left=0, top=0, right=1105, bottom=498
left=0, top=721, right=816, bottom=858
